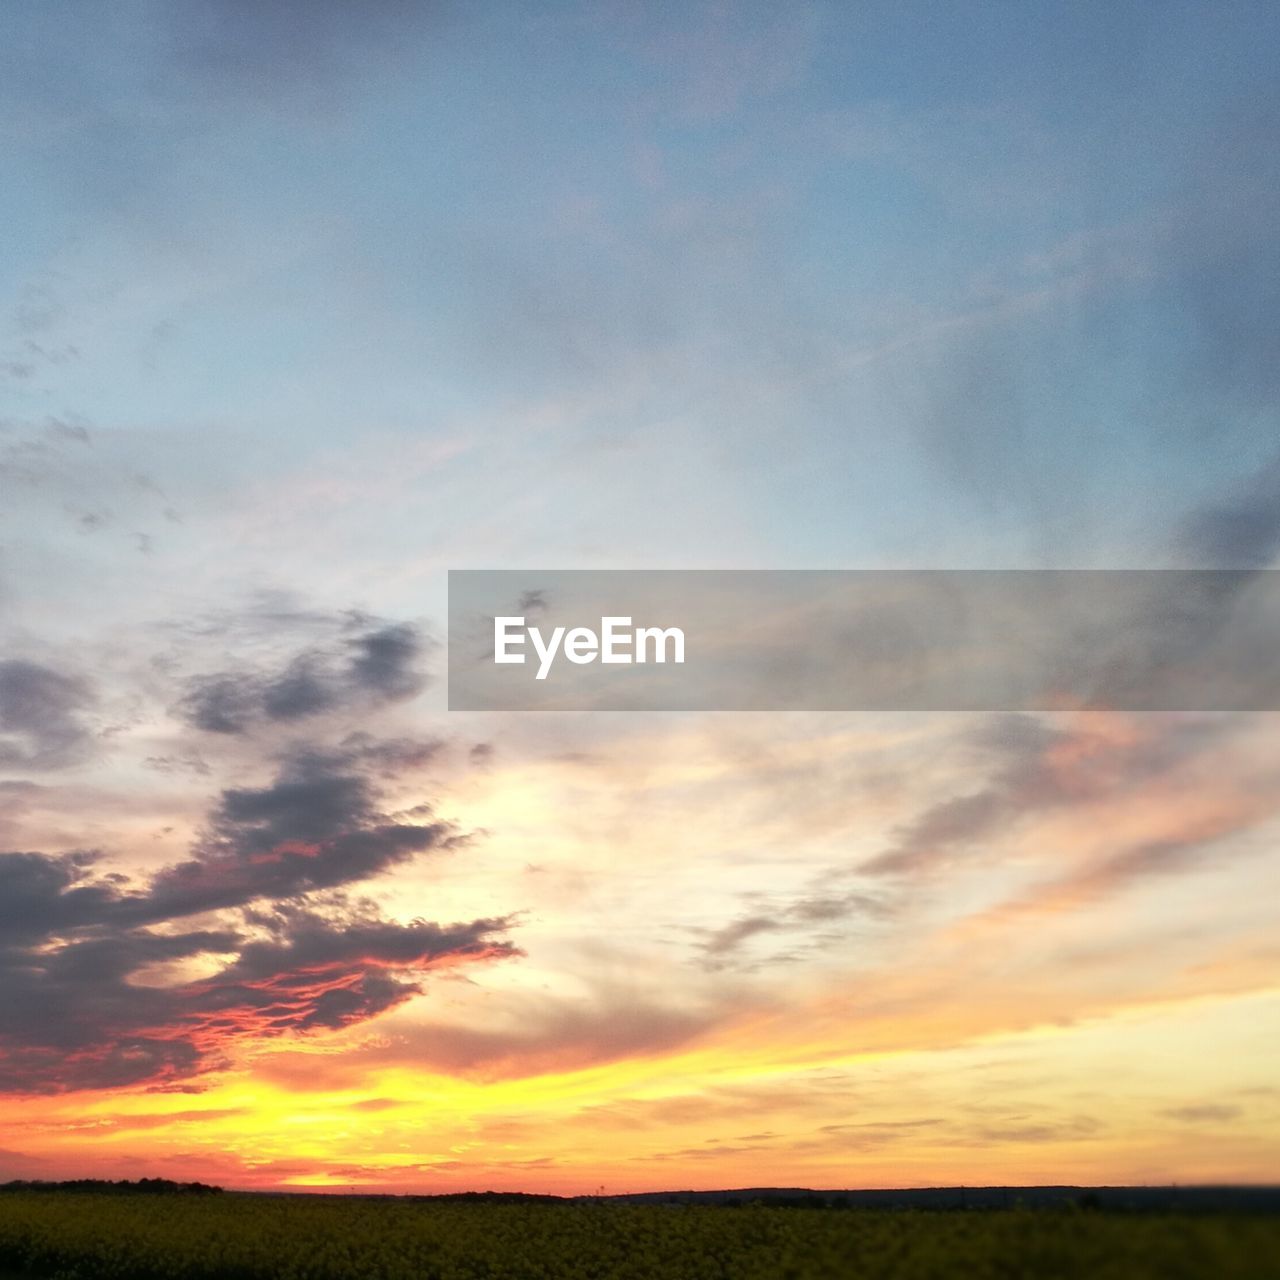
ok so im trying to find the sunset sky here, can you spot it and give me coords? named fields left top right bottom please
left=2, top=1, right=1278, bottom=1194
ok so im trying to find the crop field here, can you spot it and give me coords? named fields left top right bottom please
left=0, top=1192, right=1277, bottom=1280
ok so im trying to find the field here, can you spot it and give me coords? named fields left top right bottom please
left=0, top=1192, right=1277, bottom=1280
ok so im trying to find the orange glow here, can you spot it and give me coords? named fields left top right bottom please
left=3, top=716, right=1278, bottom=1193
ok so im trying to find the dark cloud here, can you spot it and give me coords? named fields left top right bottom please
left=260, top=657, right=338, bottom=721
left=141, top=748, right=457, bottom=922
left=348, top=623, right=426, bottom=700
left=0, top=660, right=95, bottom=770
left=0, top=745, right=516, bottom=1094
left=178, top=673, right=260, bottom=734
left=196, top=909, right=514, bottom=1033
left=0, top=849, right=128, bottom=944
left=175, top=618, right=429, bottom=735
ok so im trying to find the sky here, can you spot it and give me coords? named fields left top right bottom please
left=1, top=0, right=1278, bottom=1193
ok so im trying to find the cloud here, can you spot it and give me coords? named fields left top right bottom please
left=852, top=716, right=1068, bottom=879
left=698, top=914, right=782, bottom=959
left=189, top=907, right=514, bottom=1035
left=691, top=713, right=1235, bottom=968
left=966, top=1116, right=1102, bottom=1145
left=0, top=744, right=516, bottom=1094
left=0, top=849, right=130, bottom=944
left=178, top=674, right=262, bottom=735
left=175, top=618, right=429, bottom=735
left=142, top=752, right=212, bottom=777
left=259, top=657, right=337, bottom=722
left=329, top=732, right=445, bottom=777
left=696, top=889, right=892, bottom=970
left=0, top=660, right=96, bottom=770
left=1161, top=1104, right=1242, bottom=1124
left=258, top=978, right=726, bottom=1089
left=348, top=624, right=427, bottom=699
left=0, top=419, right=174, bottom=545
left=690, top=712, right=1271, bottom=977
left=861, top=713, right=1232, bottom=879
left=1001, top=813, right=1268, bottom=925
left=139, top=747, right=457, bottom=923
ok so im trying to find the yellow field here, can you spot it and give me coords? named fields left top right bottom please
left=0, top=1192, right=1277, bottom=1279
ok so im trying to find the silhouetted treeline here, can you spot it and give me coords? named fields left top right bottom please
left=1, top=1177, right=222, bottom=1196
left=4, top=1180, right=1277, bottom=1213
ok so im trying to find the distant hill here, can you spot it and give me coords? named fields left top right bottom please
left=596, top=1185, right=1280, bottom=1212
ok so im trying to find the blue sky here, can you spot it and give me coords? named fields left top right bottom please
left=5, top=1, right=1278, bottom=588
